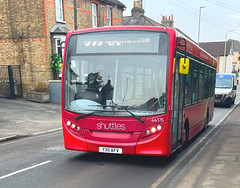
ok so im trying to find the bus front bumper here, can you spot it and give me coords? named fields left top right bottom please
left=63, top=124, right=171, bottom=156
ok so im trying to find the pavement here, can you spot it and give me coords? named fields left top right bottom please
left=0, top=97, right=62, bottom=142
left=0, top=97, right=240, bottom=187
left=177, top=102, right=240, bottom=188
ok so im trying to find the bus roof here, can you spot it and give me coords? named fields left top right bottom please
left=175, top=29, right=216, bottom=67
left=66, top=26, right=216, bottom=67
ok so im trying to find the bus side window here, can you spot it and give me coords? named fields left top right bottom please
left=185, top=65, right=192, bottom=106
left=199, top=69, right=204, bottom=101
left=204, top=69, right=209, bottom=99
left=192, top=67, right=198, bottom=103
left=211, top=69, right=216, bottom=97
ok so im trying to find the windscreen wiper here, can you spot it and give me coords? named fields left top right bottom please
left=125, top=109, right=145, bottom=123
left=75, top=111, right=96, bottom=120
left=117, top=105, right=145, bottom=123
left=75, top=110, right=107, bottom=120
left=75, top=105, right=144, bottom=123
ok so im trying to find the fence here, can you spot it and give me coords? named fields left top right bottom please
left=0, top=65, right=22, bottom=98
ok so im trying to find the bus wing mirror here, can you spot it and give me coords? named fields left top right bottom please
left=179, top=58, right=189, bottom=74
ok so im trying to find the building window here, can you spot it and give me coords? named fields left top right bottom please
left=107, top=7, right=112, bottom=26
left=56, top=39, right=65, bottom=56
left=53, top=35, right=65, bottom=56
left=55, top=0, right=64, bottom=22
left=92, top=3, right=97, bottom=27
left=54, top=36, right=65, bottom=78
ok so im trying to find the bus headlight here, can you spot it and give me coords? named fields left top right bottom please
left=145, top=130, right=150, bottom=135
left=64, top=119, right=84, bottom=138
left=157, top=125, right=162, bottom=131
left=141, top=124, right=164, bottom=140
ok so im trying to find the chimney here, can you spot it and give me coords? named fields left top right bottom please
left=131, top=0, right=145, bottom=18
left=161, top=14, right=174, bottom=27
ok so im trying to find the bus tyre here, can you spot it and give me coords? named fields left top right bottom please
left=204, top=109, right=209, bottom=131
left=182, top=123, right=189, bottom=148
left=177, top=127, right=188, bottom=154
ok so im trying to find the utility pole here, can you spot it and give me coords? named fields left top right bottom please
left=198, top=6, right=205, bottom=45
left=224, top=30, right=234, bottom=73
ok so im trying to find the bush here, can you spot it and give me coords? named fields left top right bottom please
left=51, top=52, right=62, bottom=80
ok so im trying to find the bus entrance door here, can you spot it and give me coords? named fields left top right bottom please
left=171, top=57, right=185, bottom=151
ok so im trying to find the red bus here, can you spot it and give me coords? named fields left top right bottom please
left=61, top=26, right=216, bottom=156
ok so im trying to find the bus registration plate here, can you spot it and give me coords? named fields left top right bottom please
left=99, top=147, right=122, bottom=154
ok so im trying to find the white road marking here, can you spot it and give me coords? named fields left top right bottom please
left=0, top=160, right=52, bottom=180
left=150, top=100, right=240, bottom=188
left=16, top=121, right=24, bottom=124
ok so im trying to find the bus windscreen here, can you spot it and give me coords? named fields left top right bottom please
left=64, top=31, right=169, bottom=116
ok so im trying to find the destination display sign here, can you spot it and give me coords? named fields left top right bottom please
left=76, top=32, right=162, bottom=54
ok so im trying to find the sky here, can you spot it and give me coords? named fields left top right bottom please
left=121, top=0, right=240, bottom=43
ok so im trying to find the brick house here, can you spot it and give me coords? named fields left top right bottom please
left=0, top=0, right=125, bottom=96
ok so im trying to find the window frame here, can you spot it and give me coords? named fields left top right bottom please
left=92, top=3, right=98, bottom=27
left=53, top=35, right=65, bottom=56
left=55, top=0, right=64, bottom=22
left=107, top=7, right=112, bottom=26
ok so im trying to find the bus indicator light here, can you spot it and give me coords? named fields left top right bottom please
left=150, top=127, right=157, bottom=133
left=71, top=124, right=76, bottom=129
left=66, top=121, right=71, bottom=126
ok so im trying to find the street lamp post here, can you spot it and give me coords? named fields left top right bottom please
left=198, top=6, right=205, bottom=45
left=224, top=30, right=234, bottom=73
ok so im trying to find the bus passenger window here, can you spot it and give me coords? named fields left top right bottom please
left=199, top=72, right=204, bottom=101
left=192, top=71, right=198, bottom=103
left=185, top=69, right=192, bottom=105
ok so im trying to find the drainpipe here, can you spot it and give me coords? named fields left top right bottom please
left=50, top=33, right=54, bottom=55
left=74, top=0, right=77, bottom=30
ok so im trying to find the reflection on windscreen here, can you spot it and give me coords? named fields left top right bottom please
left=216, top=78, right=232, bottom=88
left=64, top=55, right=167, bottom=116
